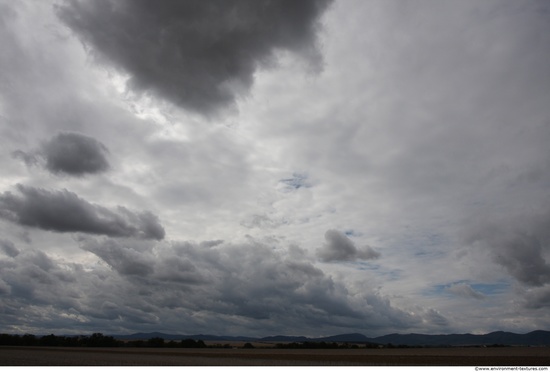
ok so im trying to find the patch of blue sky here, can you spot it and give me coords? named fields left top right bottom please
left=413, top=250, right=446, bottom=259
left=426, top=233, right=446, bottom=245
left=425, top=284, right=448, bottom=297
left=469, top=282, right=510, bottom=296
left=353, top=261, right=381, bottom=270
left=408, top=233, right=453, bottom=260
left=383, top=269, right=403, bottom=281
left=344, top=229, right=361, bottom=237
left=278, top=172, right=311, bottom=191
left=427, top=280, right=510, bottom=298
left=388, top=230, right=451, bottom=258
left=350, top=261, right=402, bottom=280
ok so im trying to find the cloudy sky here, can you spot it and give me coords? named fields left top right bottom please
left=1, top=0, right=549, bottom=338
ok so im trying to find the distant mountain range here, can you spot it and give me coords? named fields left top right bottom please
left=112, top=330, right=550, bottom=346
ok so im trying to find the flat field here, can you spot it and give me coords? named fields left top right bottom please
left=1, top=346, right=549, bottom=366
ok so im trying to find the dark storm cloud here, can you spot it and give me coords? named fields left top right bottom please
left=12, top=132, right=110, bottom=176
left=56, top=0, right=332, bottom=115
left=318, top=229, right=380, bottom=262
left=0, top=248, right=96, bottom=331
left=466, top=209, right=550, bottom=287
left=0, top=233, right=450, bottom=335
left=0, top=185, right=165, bottom=240
left=492, top=233, right=550, bottom=287
left=0, top=248, right=79, bottom=305
left=42, top=237, right=422, bottom=335
left=524, top=286, right=550, bottom=309
left=41, top=132, right=110, bottom=176
left=0, top=242, right=161, bottom=332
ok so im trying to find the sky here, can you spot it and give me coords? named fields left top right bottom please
left=0, top=0, right=549, bottom=338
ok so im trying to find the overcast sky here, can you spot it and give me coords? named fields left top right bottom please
left=1, top=0, right=550, bottom=338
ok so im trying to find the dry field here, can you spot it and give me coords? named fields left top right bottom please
left=1, top=346, right=549, bottom=366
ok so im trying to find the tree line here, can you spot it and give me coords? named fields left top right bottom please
left=275, top=341, right=363, bottom=349
left=0, top=333, right=207, bottom=348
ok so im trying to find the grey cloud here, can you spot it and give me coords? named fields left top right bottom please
left=0, top=185, right=165, bottom=240
left=318, top=229, right=380, bottom=262
left=0, top=279, right=10, bottom=295
left=79, top=237, right=204, bottom=285
left=446, top=283, right=485, bottom=300
left=241, top=214, right=286, bottom=229
left=79, top=238, right=154, bottom=276
left=492, top=233, right=550, bottom=287
left=199, top=240, right=224, bottom=248
left=0, top=248, right=124, bottom=333
left=466, top=209, right=550, bottom=287
left=41, top=132, right=110, bottom=176
left=0, top=239, right=20, bottom=257
left=11, top=150, right=39, bottom=168
left=424, top=308, right=450, bottom=327
left=12, top=132, right=110, bottom=177
left=524, top=285, right=550, bottom=309
left=56, top=0, right=332, bottom=115
left=183, top=240, right=415, bottom=330
left=112, top=306, right=160, bottom=325
left=25, top=249, right=55, bottom=273
left=10, top=237, right=421, bottom=336
left=0, top=249, right=81, bottom=314
left=155, top=257, right=203, bottom=284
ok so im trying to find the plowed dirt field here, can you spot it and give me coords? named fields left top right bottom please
left=1, top=346, right=549, bottom=366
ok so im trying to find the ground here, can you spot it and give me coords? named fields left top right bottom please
left=1, top=346, right=549, bottom=366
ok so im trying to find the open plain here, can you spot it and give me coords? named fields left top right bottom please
left=1, top=346, right=549, bottom=366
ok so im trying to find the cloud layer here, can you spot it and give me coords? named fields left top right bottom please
left=0, top=237, right=440, bottom=336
